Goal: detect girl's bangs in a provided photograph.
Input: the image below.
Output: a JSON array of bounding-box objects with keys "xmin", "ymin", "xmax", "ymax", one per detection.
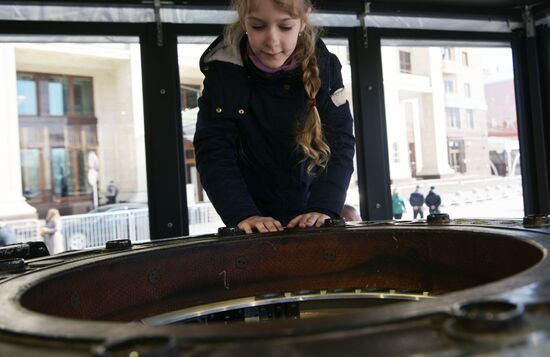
[{"xmin": 248, "ymin": 0, "xmax": 303, "ymax": 18}]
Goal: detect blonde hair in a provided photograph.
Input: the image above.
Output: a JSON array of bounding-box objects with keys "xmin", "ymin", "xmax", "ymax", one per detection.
[
  {"xmin": 46, "ymin": 208, "xmax": 60, "ymax": 222},
  {"xmin": 224, "ymin": 0, "xmax": 330, "ymax": 174}
]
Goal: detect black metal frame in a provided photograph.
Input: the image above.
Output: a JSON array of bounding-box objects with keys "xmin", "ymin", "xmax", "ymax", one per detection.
[
  {"xmin": 0, "ymin": 0, "xmax": 546, "ymax": 17},
  {"xmin": 1, "ymin": 2, "xmax": 549, "ymax": 236}
]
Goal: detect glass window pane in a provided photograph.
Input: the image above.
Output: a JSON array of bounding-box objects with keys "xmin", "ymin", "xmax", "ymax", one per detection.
[
  {"xmin": 382, "ymin": 44, "xmax": 523, "ymax": 219},
  {"xmin": 20, "ymin": 149, "xmax": 41, "ymax": 200},
  {"xmin": 47, "ymin": 76, "xmax": 69, "ymax": 116},
  {"xmin": 325, "ymin": 39, "xmax": 360, "ymax": 220},
  {"xmin": 73, "ymin": 78, "xmax": 93, "ymax": 116},
  {"xmin": 51, "ymin": 148, "xmax": 67, "ymax": 197},
  {"xmin": 16, "ymin": 73, "xmax": 37, "ymax": 115},
  {"xmin": 1, "ymin": 39, "xmax": 149, "ymax": 253},
  {"xmin": 178, "ymin": 38, "xmax": 222, "ymax": 235}
]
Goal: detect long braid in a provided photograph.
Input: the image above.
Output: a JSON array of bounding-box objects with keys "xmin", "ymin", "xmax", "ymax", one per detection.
[{"xmin": 295, "ymin": 26, "xmax": 330, "ymax": 174}]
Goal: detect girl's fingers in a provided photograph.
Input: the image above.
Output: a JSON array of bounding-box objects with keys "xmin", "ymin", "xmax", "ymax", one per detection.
[
  {"xmin": 315, "ymin": 216, "xmax": 325, "ymax": 227},
  {"xmin": 254, "ymin": 222, "xmax": 268, "ymax": 233},
  {"xmin": 264, "ymin": 221, "xmax": 278, "ymax": 232},
  {"xmin": 287, "ymin": 216, "xmax": 300, "ymax": 228},
  {"xmin": 274, "ymin": 220, "xmax": 284, "ymax": 231},
  {"xmin": 238, "ymin": 222, "xmax": 252, "ymax": 234}
]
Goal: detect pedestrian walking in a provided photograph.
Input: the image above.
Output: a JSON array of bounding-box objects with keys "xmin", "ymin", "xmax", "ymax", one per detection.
[
  {"xmin": 409, "ymin": 186, "xmax": 425, "ymax": 219},
  {"xmin": 425, "ymin": 186, "xmax": 442, "ymax": 214},
  {"xmin": 41, "ymin": 208, "xmax": 64, "ymax": 254},
  {"xmin": 392, "ymin": 189, "xmax": 406, "ymax": 219},
  {"xmin": 106, "ymin": 181, "xmax": 119, "ymax": 204}
]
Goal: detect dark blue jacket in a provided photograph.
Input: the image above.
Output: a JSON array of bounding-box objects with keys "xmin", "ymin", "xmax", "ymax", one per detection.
[
  {"xmin": 409, "ymin": 191, "xmax": 425, "ymax": 207},
  {"xmin": 425, "ymin": 191, "xmax": 441, "ymax": 207},
  {"xmin": 194, "ymin": 35, "xmax": 355, "ymax": 226}
]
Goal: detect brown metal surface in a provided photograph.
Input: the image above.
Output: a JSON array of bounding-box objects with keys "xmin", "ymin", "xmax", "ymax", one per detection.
[{"xmin": 1, "ymin": 220, "xmax": 550, "ymax": 355}]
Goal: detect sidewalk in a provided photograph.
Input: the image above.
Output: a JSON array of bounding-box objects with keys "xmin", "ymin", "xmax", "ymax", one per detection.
[
  {"xmin": 395, "ymin": 174, "xmax": 524, "ymax": 220},
  {"xmin": 346, "ymin": 174, "xmax": 525, "ymax": 220}
]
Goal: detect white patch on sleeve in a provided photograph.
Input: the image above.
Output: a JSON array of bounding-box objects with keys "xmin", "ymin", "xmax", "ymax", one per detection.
[{"xmin": 331, "ymin": 88, "xmax": 347, "ymax": 107}]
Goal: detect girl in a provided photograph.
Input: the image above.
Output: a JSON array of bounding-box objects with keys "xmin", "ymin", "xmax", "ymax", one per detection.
[
  {"xmin": 194, "ymin": 0, "xmax": 355, "ymax": 234},
  {"xmin": 42, "ymin": 208, "xmax": 64, "ymax": 254}
]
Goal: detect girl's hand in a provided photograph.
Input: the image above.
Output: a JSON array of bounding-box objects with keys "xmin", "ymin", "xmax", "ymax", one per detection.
[
  {"xmin": 238, "ymin": 216, "xmax": 284, "ymax": 234},
  {"xmin": 287, "ymin": 212, "xmax": 330, "ymax": 228}
]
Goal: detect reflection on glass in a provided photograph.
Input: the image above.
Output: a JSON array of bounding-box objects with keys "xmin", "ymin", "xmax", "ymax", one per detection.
[
  {"xmin": 16, "ymin": 74, "xmax": 37, "ymax": 115},
  {"xmin": 51, "ymin": 148, "xmax": 67, "ymax": 197},
  {"xmin": 20, "ymin": 149, "xmax": 41, "ymax": 200},
  {"xmin": 47, "ymin": 76, "xmax": 69, "ymax": 116},
  {"xmin": 73, "ymin": 78, "xmax": 93, "ymax": 116},
  {"xmin": 382, "ymin": 45, "xmax": 523, "ymax": 219}
]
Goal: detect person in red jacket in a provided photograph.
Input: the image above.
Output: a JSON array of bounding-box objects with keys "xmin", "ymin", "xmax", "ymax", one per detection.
[{"xmin": 194, "ymin": 0, "xmax": 355, "ymax": 234}]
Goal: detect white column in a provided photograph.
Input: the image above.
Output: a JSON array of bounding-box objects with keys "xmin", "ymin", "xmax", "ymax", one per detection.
[
  {"xmin": 129, "ymin": 43, "xmax": 148, "ymax": 203},
  {"xmin": 416, "ymin": 48, "xmax": 454, "ymax": 178},
  {"xmin": 382, "ymin": 48, "xmax": 413, "ymax": 180},
  {"xmin": 0, "ymin": 44, "xmax": 37, "ymax": 219}
]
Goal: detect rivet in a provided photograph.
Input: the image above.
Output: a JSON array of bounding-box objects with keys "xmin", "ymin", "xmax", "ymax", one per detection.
[
  {"xmin": 160, "ymin": 89, "xmax": 166, "ymax": 94},
  {"xmin": 218, "ymin": 226, "xmax": 244, "ymax": 236},
  {"xmin": 215, "ymin": 107, "xmax": 222, "ymax": 113},
  {"xmin": 238, "ymin": 109, "xmax": 245, "ymax": 115},
  {"xmin": 427, "ymin": 213, "xmax": 451, "ymax": 224},
  {"xmin": 167, "ymin": 222, "xmax": 173, "ymax": 228},
  {"xmin": 523, "ymin": 214, "xmax": 550, "ymax": 227},
  {"xmin": 105, "ymin": 239, "xmax": 132, "ymax": 251},
  {"xmin": 321, "ymin": 218, "xmax": 346, "ymax": 228}
]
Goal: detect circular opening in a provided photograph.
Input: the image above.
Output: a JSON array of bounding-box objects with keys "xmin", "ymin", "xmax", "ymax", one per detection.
[{"xmin": 18, "ymin": 228, "xmax": 544, "ymax": 325}]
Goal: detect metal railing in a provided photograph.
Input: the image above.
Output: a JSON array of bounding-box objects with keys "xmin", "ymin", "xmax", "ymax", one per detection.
[
  {"xmin": 6, "ymin": 203, "xmax": 220, "ymax": 252},
  {"xmin": 6, "ymin": 219, "xmax": 42, "ymax": 244},
  {"xmin": 61, "ymin": 209, "xmax": 151, "ymax": 250}
]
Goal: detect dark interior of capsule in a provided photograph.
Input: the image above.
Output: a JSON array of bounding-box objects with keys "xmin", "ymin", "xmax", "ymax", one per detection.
[{"xmin": 20, "ymin": 229, "xmax": 544, "ymax": 322}]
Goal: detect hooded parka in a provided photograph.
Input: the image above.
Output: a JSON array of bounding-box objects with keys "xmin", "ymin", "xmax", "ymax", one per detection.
[{"xmin": 193, "ymin": 35, "xmax": 355, "ymax": 226}]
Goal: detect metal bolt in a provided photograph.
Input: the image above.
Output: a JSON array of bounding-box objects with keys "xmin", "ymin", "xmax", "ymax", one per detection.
[
  {"xmin": 235, "ymin": 256, "xmax": 249, "ymax": 270},
  {"xmin": 523, "ymin": 214, "xmax": 550, "ymax": 227},
  {"xmin": 148, "ymin": 270, "xmax": 161, "ymax": 285},
  {"xmin": 167, "ymin": 222, "xmax": 173, "ymax": 228},
  {"xmin": 160, "ymin": 89, "xmax": 166, "ymax": 94},
  {"xmin": 218, "ymin": 226, "xmax": 244, "ymax": 236},
  {"xmin": 321, "ymin": 218, "xmax": 346, "ymax": 228},
  {"xmin": 0, "ymin": 258, "xmax": 26, "ymax": 273},
  {"xmin": 427, "ymin": 213, "xmax": 451, "ymax": 224},
  {"xmin": 375, "ymin": 203, "xmax": 381, "ymax": 209},
  {"xmin": 451, "ymin": 300, "xmax": 524, "ymax": 333},
  {"xmin": 368, "ymin": 85, "xmax": 373, "ymax": 91},
  {"xmin": 105, "ymin": 239, "xmax": 132, "ymax": 251},
  {"xmin": 324, "ymin": 249, "xmax": 337, "ymax": 261}
]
